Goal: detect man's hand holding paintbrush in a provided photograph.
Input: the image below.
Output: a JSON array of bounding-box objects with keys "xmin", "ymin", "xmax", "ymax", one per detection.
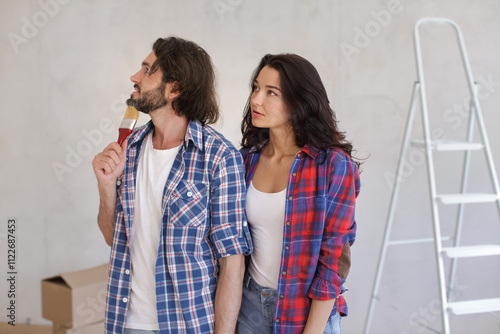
[
  {"xmin": 92, "ymin": 105, "xmax": 139, "ymax": 245},
  {"xmin": 93, "ymin": 105, "xmax": 139, "ymax": 182}
]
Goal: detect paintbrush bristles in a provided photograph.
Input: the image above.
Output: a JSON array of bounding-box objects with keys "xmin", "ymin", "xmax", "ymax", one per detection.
[{"xmin": 124, "ymin": 106, "xmax": 139, "ymax": 120}]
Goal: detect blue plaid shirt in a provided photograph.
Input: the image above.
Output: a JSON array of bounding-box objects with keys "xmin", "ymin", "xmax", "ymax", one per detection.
[{"xmin": 105, "ymin": 120, "xmax": 252, "ymax": 334}]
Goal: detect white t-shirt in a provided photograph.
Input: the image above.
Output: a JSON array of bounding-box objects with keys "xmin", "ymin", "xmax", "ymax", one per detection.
[
  {"xmin": 246, "ymin": 181, "xmax": 286, "ymax": 289},
  {"xmin": 125, "ymin": 133, "xmax": 181, "ymax": 330}
]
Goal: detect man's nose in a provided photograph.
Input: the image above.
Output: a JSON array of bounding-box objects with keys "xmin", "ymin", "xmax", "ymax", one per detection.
[{"xmin": 130, "ymin": 70, "xmax": 141, "ymax": 84}]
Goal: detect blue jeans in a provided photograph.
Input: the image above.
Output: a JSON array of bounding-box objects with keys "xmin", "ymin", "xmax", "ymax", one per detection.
[
  {"xmin": 237, "ymin": 274, "xmax": 341, "ymax": 334},
  {"xmin": 124, "ymin": 329, "xmax": 159, "ymax": 334}
]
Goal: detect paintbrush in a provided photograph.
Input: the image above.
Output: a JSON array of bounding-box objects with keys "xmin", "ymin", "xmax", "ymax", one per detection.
[{"xmin": 117, "ymin": 106, "xmax": 139, "ymax": 145}]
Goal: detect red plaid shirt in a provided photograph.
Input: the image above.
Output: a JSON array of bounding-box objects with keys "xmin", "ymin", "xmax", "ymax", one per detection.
[{"xmin": 243, "ymin": 144, "xmax": 360, "ymax": 333}]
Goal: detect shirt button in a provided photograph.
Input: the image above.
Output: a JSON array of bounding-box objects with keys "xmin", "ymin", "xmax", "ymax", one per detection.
[
  {"xmin": 279, "ymin": 294, "xmax": 284, "ymax": 299},
  {"xmin": 262, "ymin": 292, "xmax": 269, "ymax": 297},
  {"xmin": 125, "ymin": 269, "xmax": 130, "ymax": 275},
  {"xmin": 296, "ymin": 153, "xmax": 301, "ymax": 158},
  {"xmin": 275, "ymin": 319, "xmax": 280, "ymax": 323},
  {"xmin": 286, "ymin": 221, "xmax": 291, "ymax": 226},
  {"xmin": 288, "ymin": 196, "xmax": 293, "ymax": 201},
  {"xmin": 122, "ymin": 297, "xmax": 128, "ymax": 303},
  {"xmin": 187, "ymin": 191, "xmax": 193, "ymax": 197},
  {"xmin": 281, "ymin": 271, "xmax": 286, "ymax": 276},
  {"xmin": 292, "ymin": 172, "xmax": 296, "ymax": 177},
  {"xmin": 284, "ymin": 245, "xmax": 289, "ymax": 250},
  {"xmin": 243, "ymin": 220, "xmax": 247, "ymax": 227},
  {"xmin": 116, "ymin": 180, "xmax": 122, "ymax": 186}
]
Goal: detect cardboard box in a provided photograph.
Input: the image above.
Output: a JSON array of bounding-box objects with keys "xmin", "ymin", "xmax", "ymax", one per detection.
[
  {"xmin": 41, "ymin": 264, "xmax": 108, "ymax": 328},
  {"xmin": 0, "ymin": 322, "xmax": 52, "ymax": 334},
  {"xmin": 52, "ymin": 321, "xmax": 104, "ymax": 334}
]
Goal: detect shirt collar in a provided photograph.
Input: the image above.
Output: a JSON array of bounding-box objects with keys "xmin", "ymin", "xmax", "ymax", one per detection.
[
  {"xmin": 128, "ymin": 121, "xmax": 154, "ymax": 147},
  {"xmin": 250, "ymin": 141, "xmax": 320, "ymax": 160},
  {"xmin": 184, "ymin": 119, "xmax": 204, "ymax": 151},
  {"xmin": 128, "ymin": 119, "xmax": 204, "ymax": 151},
  {"xmin": 301, "ymin": 144, "xmax": 320, "ymax": 159}
]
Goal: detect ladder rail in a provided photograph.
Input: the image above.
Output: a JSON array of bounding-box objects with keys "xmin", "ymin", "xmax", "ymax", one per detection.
[
  {"xmin": 414, "ymin": 17, "xmax": 451, "ymax": 334},
  {"xmin": 472, "ymin": 94, "xmax": 500, "ymax": 215},
  {"xmin": 364, "ymin": 17, "xmax": 500, "ymax": 334},
  {"xmin": 362, "ymin": 82, "xmax": 421, "ymax": 334},
  {"xmin": 447, "ymin": 90, "xmax": 476, "ymax": 300},
  {"xmin": 451, "ymin": 18, "xmax": 500, "ymax": 216}
]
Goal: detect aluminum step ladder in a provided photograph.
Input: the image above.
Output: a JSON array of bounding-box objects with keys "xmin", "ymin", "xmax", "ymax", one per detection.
[{"xmin": 363, "ymin": 17, "xmax": 500, "ymax": 334}]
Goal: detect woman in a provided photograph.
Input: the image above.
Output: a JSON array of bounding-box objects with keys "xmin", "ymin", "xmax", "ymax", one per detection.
[{"xmin": 237, "ymin": 54, "xmax": 360, "ymax": 334}]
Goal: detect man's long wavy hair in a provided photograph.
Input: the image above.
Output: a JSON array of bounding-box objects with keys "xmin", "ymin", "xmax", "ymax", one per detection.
[
  {"xmin": 241, "ymin": 53, "xmax": 356, "ymax": 162},
  {"xmin": 151, "ymin": 36, "xmax": 218, "ymax": 125}
]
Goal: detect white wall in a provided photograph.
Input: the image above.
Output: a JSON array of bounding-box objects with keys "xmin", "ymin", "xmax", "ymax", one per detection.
[{"xmin": 1, "ymin": 0, "xmax": 499, "ymax": 333}]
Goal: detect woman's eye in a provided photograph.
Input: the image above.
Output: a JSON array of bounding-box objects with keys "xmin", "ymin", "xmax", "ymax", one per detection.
[{"xmin": 268, "ymin": 90, "xmax": 276, "ymax": 96}]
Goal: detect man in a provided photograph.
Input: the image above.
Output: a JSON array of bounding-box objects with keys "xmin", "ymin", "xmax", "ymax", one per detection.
[{"xmin": 92, "ymin": 36, "xmax": 252, "ymax": 334}]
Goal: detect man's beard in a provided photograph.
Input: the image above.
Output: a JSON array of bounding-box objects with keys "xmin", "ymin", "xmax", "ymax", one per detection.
[{"xmin": 126, "ymin": 82, "xmax": 168, "ymax": 114}]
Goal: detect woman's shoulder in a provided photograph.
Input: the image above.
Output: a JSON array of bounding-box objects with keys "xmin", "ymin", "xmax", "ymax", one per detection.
[
  {"xmin": 320, "ymin": 147, "xmax": 358, "ymax": 171},
  {"xmin": 321, "ymin": 146, "xmax": 352, "ymax": 161}
]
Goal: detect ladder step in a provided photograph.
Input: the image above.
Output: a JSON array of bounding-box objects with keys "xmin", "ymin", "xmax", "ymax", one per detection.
[
  {"xmin": 436, "ymin": 193, "xmax": 498, "ymax": 204},
  {"xmin": 442, "ymin": 245, "xmax": 500, "ymax": 258},
  {"xmin": 448, "ymin": 298, "xmax": 500, "ymax": 315},
  {"xmin": 389, "ymin": 236, "xmax": 452, "ymax": 246},
  {"xmin": 411, "ymin": 139, "xmax": 484, "ymax": 151}
]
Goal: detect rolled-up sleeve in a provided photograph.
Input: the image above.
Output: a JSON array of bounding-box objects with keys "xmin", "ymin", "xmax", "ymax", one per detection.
[
  {"xmin": 209, "ymin": 150, "xmax": 253, "ymax": 259},
  {"xmin": 308, "ymin": 154, "xmax": 360, "ymax": 300}
]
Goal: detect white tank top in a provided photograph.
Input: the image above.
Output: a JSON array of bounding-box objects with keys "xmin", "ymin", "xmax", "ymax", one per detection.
[
  {"xmin": 246, "ymin": 181, "xmax": 286, "ymax": 289},
  {"xmin": 125, "ymin": 132, "xmax": 181, "ymax": 330}
]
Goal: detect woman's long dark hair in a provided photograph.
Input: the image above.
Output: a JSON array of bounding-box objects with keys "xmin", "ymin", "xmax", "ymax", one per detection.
[{"xmin": 241, "ymin": 53, "xmax": 355, "ymax": 161}]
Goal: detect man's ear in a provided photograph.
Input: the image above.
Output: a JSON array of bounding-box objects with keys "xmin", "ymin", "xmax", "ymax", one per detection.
[{"xmin": 166, "ymin": 81, "xmax": 180, "ymax": 100}]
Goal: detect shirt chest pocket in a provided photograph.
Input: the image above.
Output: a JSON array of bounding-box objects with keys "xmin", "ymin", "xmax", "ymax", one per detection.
[{"xmin": 169, "ymin": 181, "xmax": 209, "ymax": 227}]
